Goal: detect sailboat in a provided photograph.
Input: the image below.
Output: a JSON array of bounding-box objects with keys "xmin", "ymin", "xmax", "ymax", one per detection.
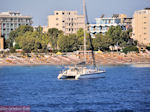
[{"xmin": 57, "ymin": 0, "xmax": 106, "ymax": 80}]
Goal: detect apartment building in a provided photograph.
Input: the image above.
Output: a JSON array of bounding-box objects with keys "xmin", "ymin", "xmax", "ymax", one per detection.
[
  {"xmin": 0, "ymin": 20, "xmax": 1, "ymax": 36},
  {"xmin": 0, "ymin": 12, "xmax": 32, "ymax": 39},
  {"xmin": 132, "ymin": 8, "xmax": 150, "ymax": 46},
  {"xmin": 89, "ymin": 14, "xmax": 132, "ymax": 37},
  {"xmin": 0, "ymin": 31, "xmax": 4, "ymax": 50},
  {"xmin": 0, "ymin": 37, "xmax": 4, "ymax": 50},
  {"xmin": 44, "ymin": 11, "xmax": 85, "ymax": 34}
]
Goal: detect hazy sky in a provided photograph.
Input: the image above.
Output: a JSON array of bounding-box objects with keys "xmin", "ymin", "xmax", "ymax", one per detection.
[{"xmin": 0, "ymin": 0, "xmax": 150, "ymax": 26}]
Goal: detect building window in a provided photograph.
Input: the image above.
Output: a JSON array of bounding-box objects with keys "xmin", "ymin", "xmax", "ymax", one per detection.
[
  {"xmin": 144, "ymin": 33, "xmax": 146, "ymax": 35},
  {"xmin": 144, "ymin": 27, "xmax": 147, "ymax": 29},
  {"xmin": 62, "ymin": 12, "xmax": 65, "ymax": 15},
  {"xmin": 3, "ymin": 18, "xmax": 6, "ymax": 21},
  {"xmin": 56, "ymin": 12, "xmax": 59, "ymax": 15},
  {"xmin": 56, "ymin": 18, "xmax": 59, "ymax": 20},
  {"xmin": 62, "ymin": 20, "xmax": 65, "ymax": 23},
  {"xmin": 144, "ymin": 16, "xmax": 147, "ymax": 18},
  {"xmin": 144, "ymin": 22, "xmax": 146, "ymax": 24},
  {"xmin": 56, "ymin": 23, "xmax": 59, "ymax": 26},
  {"xmin": 68, "ymin": 12, "xmax": 70, "ymax": 15}
]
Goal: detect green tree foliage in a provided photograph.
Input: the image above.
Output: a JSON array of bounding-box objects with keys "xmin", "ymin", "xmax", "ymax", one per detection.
[
  {"xmin": 106, "ymin": 26, "xmax": 123, "ymax": 46},
  {"xmin": 76, "ymin": 28, "xmax": 84, "ymax": 45},
  {"xmin": 10, "ymin": 47, "xmax": 16, "ymax": 53},
  {"xmin": 7, "ymin": 25, "xmax": 33, "ymax": 48},
  {"xmin": 76, "ymin": 28, "xmax": 92, "ymax": 50},
  {"xmin": 57, "ymin": 34, "xmax": 79, "ymax": 52},
  {"xmin": 7, "ymin": 25, "xmax": 138, "ymax": 53},
  {"xmin": 7, "ymin": 25, "xmax": 50, "ymax": 53},
  {"xmin": 106, "ymin": 26, "xmax": 137, "ymax": 49},
  {"xmin": 146, "ymin": 46, "xmax": 150, "ymax": 51},
  {"xmin": 93, "ymin": 34, "xmax": 112, "ymax": 51},
  {"xmin": 57, "ymin": 28, "xmax": 92, "ymax": 52},
  {"xmin": 15, "ymin": 30, "xmax": 50, "ymax": 53},
  {"xmin": 47, "ymin": 28, "xmax": 63, "ymax": 50},
  {"xmin": 15, "ymin": 32, "xmax": 36, "ymax": 53},
  {"xmin": 106, "ymin": 26, "xmax": 134, "ymax": 47},
  {"xmin": 123, "ymin": 46, "xmax": 139, "ymax": 54}
]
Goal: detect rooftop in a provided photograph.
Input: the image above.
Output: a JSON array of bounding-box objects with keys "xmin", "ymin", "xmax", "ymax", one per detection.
[
  {"xmin": 144, "ymin": 8, "xmax": 150, "ymax": 10},
  {"xmin": 0, "ymin": 12, "xmax": 32, "ymax": 18}
]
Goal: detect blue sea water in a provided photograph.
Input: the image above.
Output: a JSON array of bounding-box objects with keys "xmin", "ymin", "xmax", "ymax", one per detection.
[{"xmin": 0, "ymin": 65, "xmax": 150, "ymax": 112}]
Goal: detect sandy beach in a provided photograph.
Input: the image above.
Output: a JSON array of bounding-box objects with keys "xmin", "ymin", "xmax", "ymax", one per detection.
[{"xmin": 0, "ymin": 52, "xmax": 150, "ymax": 66}]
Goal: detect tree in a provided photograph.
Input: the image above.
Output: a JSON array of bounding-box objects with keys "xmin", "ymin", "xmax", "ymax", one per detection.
[
  {"xmin": 57, "ymin": 34, "xmax": 79, "ymax": 52},
  {"xmin": 106, "ymin": 26, "xmax": 122, "ymax": 46},
  {"xmin": 57, "ymin": 35, "xmax": 69, "ymax": 52},
  {"xmin": 15, "ymin": 31, "xmax": 50, "ymax": 53},
  {"xmin": 7, "ymin": 25, "xmax": 33, "ymax": 48},
  {"xmin": 35, "ymin": 26, "xmax": 43, "ymax": 34},
  {"xmin": 39, "ymin": 33, "xmax": 50, "ymax": 53},
  {"xmin": 146, "ymin": 46, "xmax": 150, "ymax": 51},
  {"xmin": 93, "ymin": 34, "xmax": 112, "ymax": 51},
  {"xmin": 47, "ymin": 28, "xmax": 63, "ymax": 50},
  {"xmin": 106, "ymin": 26, "xmax": 136, "ymax": 49},
  {"xmin": 77, "ymin": 28, "xmax": 84, "ymax": 45},
  {"xmin": 76, "ymin": 28, "xmax": 93, "ymax": 50},
  {"xmin": 15, "ymin": 32, "xmax": 36, "ymax": 53},
  {"xmin": 123, "ymin": 46, "xmax": 139, "ymax": 54}
]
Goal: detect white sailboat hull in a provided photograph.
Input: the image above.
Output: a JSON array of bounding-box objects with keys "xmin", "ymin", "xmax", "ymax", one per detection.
[
  {"xmin": 58, "ymin": 69, "xmax": 105, "ymax": 80},
  {"xmin": 78, "ymin": 71, "xmax": 106, "ymax": 79}
]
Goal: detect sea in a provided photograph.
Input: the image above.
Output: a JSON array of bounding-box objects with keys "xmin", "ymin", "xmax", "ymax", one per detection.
[{"xmin": 0, "ymin": 65, "xmax": 150, "ymax": 112}]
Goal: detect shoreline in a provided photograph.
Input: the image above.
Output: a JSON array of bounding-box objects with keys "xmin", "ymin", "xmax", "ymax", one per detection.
[
  {"xmin": 0, "ymin": 52, "xmax": 150, "ymax": 67},
  {"xmin": 1, "ymin": 62, "xmax": 150, "ymax": 67}
]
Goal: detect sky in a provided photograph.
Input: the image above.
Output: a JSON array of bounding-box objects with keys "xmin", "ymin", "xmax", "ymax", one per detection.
[{"xmin": 0, "ymin": 0, "xmax": 150, "ymax": 26}]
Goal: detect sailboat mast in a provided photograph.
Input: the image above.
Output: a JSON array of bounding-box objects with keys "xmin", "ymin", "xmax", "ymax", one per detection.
[
  {"xmin": 82, "ymin": 0, "xmax": 96, "ymax": 67},
  {"xmin": 83, "ymin": 0, "xmax": 86, "ymax": 63}
]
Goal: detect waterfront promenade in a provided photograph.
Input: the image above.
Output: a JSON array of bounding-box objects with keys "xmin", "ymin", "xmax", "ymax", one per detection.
[{"xmin": 0, "ymin": 52, "xmax": 150, "ymax": 66}]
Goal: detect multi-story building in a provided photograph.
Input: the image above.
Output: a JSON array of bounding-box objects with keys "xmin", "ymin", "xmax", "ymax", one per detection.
[
  {"xmin": 89, "ymin": 14, "xmax": 132, "ymax": 37},
  {"xmin": 89, "ymin": 17, "xmax": 121, "ymax": 36},
  {"xmin": 121, "ymin": 17, "xmax": 132, "ymax": 30},
  {"xmin": 118, "ymin": 14, "xmax": 132, "ymax": 30},
  {"xmin": 0, "ymin": 12, "xmax": 32, "ymax": 39},
  {"xmin": 44, "ymin": 11, "xmax": 85, "ymax": 34},
  {"xmin": 0, "ymin": 37, "xmax": 4, "ymax": 50},
  {"xmin": 0, "ymin": 27, "xmax": 1, "ymax": 36},
  {"xmin": 0, "ymin": 24, "xmax": 4, "ymax": 49},
  {"xmin": 132, "ymin": 8, "xmax": 150, "ymax": 46}
]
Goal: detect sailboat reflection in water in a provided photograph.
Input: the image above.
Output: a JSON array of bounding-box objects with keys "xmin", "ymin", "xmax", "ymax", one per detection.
[{"xmin": 57, "ymin": 0, "xmax": 106, "ymax": 80}]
